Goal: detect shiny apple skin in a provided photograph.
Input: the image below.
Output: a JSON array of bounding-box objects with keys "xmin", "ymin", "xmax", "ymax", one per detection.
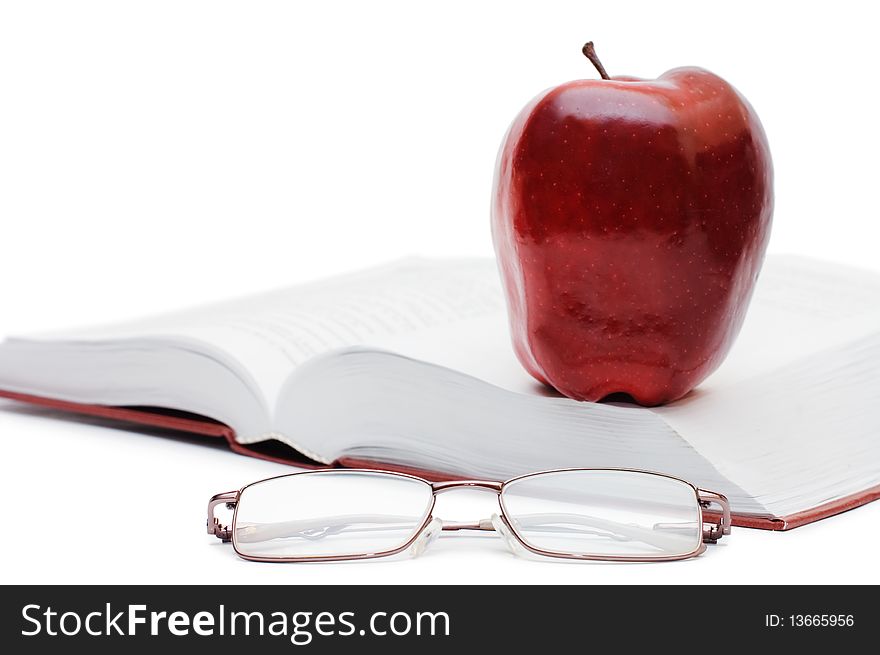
[{"xmin": 491, "ymin": 68, "xmax": 773, "ymax": 405}]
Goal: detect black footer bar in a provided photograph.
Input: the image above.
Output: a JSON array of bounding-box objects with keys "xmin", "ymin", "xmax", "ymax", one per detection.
[{"xmin": 2, "ymin": 584, "xmax": 871, "ymax": 652}]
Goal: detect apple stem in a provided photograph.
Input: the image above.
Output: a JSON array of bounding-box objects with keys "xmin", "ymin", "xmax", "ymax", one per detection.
[{"xmin": 582, "ymin": 41, "xmax": 610, "ymax": 80}]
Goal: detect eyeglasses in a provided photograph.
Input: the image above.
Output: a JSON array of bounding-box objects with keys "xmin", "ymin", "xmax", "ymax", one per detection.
[{"xmin": 207, "ymin": 468, "xmax": 731, "ymax": 563}]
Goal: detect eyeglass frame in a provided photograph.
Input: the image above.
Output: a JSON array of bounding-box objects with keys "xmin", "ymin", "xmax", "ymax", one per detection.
[{"xmin": 207, "ymin": 467, "xmax": 731, "ymax": 563}]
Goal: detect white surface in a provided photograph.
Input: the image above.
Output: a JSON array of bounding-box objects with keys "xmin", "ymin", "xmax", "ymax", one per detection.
[{"xmin": 1, "ymin": 1, "xmax": 879, "ymax": 583}]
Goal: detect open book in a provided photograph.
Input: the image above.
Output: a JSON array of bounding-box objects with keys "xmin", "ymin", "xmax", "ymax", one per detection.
[{"xmin": 1, "ymin": 255, "xmax": 878, "ymax": 530}]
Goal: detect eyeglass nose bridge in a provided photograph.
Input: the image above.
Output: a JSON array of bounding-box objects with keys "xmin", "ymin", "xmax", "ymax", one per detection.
[
  {"xmin": 407, "ymin": 481, "xmax": 507, "ymax": 558},
  {"xmin": 410, "ymin": 479, "xmax": 522, "ymax": 559},
  {"xmin": 425, "ymin": 480, "xmax": 504, "ymax": 536},
  {"xmin": 430, "ymin": 479, "xmax": 503, "ymax": 494}
]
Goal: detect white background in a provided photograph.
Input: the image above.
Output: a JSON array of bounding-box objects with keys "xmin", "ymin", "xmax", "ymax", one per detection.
[{"xmin": 1, "ymin": 0, "xmax": 878, "ymax": 584}]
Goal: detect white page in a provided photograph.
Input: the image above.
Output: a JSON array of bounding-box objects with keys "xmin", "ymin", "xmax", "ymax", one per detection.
[
  {"xmin": 373, "ymin": 314, "xmax": 540, "ymax": 394},
  {"xmin": 657, "ymin": 333, "xmax": 880, "ymax": 516},
  {"xmin": 656, "ymin": 256, "xmax": 880, "ymax": 514},
  {"xmin": 277, "ymin": 347, "xmax": 763, "ymax": 513},
  {"xmin": 24, "ymin": 258, "xmax": 508, "ymax": 408}
]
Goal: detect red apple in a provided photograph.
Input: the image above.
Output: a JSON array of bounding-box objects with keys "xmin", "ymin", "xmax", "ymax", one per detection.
[{"xmin": 491, "ymin": 43, "xmax": 773, "ymax": 405}]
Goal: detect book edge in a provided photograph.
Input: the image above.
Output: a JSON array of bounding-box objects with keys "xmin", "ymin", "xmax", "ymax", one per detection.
[
  {"xmin": 0, "ymin": 388, "xmax": 324, "ymax": 469},
  {"xmin": 775, "ymin": 485, "xmax": 880, "ymax": 530},
  {"xmin": 0, "ymin": 389, "xmax": 235, "ymax": 439}
]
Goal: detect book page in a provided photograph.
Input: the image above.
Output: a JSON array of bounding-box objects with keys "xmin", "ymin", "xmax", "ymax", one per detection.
[
  {"xmin": 656, "ymin": 256, "xmax": 880, "ymax": 515},
  {"xmin": 657, "ymin": 333, "xmax": 880, "ymax": 517},
  {"xmin": 276, "ymin": 346, "xmax": 764, "ymax": 515},
  {"xmin": 26, "ymin": 258, "xmax": 507, "ymax": 407}
]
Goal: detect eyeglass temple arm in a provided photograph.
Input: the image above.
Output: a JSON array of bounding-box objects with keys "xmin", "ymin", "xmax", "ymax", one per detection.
[
  {"xmin": 698, "ymin": 489, "xmax": 731, "ymax": 543},
  {"xmin": 207, "ymin": 491, "xmax": 238, "ymax": 542}
]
